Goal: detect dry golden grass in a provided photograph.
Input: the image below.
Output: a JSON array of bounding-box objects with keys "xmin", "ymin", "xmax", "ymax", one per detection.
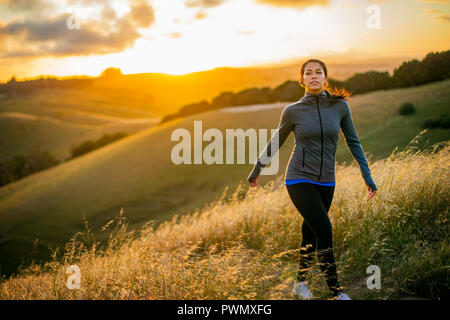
[{"xmin": 0, "ymin": 131, "xmax": 448, "ymax": 300}]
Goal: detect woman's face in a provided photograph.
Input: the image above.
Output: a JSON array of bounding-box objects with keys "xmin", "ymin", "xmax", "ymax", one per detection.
[{"xmin": 301, "ymin": 62, "xmax": 327, "ymax": 93}]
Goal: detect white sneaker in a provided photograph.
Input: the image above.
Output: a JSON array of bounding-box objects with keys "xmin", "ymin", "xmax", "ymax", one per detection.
[
  {"xmin": 292, "ymin": 281, "xmax": 314, "ymax": 299},
  {"xmin": 336, "ymin": 292, "xmax": 351, "ymax": 300}
]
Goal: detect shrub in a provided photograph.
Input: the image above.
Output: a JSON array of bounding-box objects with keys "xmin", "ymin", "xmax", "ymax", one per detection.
[
  {"xmin": 0, "ymin": 150, "xmax": 60, "ymax": 187},
  {"xmin": 398, "ymin": 102, "xmax": 416, "ymax": 116},
  {"xmin": 421, "ymin": 114, "xmax": 450, "ymax": 129},
  {"xmin": 439, "ymin": 114, "xmax": 450, "ymax": 129},
  {"xmin": 421, "ymin": 117, "xmax": 441, "ymax": 129},
  {"xmin": 69, "ymin": 132, "xmax": 129, "ymax": 159}
]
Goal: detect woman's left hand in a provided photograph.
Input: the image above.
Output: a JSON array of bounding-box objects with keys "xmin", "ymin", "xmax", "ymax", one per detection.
[{"xmin": 366, "ymin": 183, "xmax": 377, "ymax": 200}]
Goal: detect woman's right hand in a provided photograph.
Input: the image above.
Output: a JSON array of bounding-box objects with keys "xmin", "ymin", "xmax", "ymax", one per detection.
[
  {"xmin": 366, "ymin": 182, "xmax": 377, "ymax": 200},
  {"xmin": 248, "ymin": 177, "xmax": 258, "ymax": 187},
  {"xmin": 364, "ymin": 175, "xmax": 378, "ymax": 201},
  {"xmin": 247, "ymin": 164, "xmax": 261, "ymax": 187}
]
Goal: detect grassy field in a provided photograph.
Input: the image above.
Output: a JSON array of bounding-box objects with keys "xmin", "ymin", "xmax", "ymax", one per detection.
[
  {"xmin": 0, "ymin": 139, "xmax": 447, "ymax": 299},
  {"xmin": 0, "ymin": 79, "xmax": 448, "ymax": 279}
]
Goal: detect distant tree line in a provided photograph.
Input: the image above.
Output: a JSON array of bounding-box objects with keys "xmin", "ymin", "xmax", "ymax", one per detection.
[
  {"xmin": 159, "ymin": 81, "xmax": 308, "ymax": 123},
  {"xmin": 0, "ymin": 76, "xmax": 95, "ymax": 97},
  {"xmin": 160, "ymin": 50, "xmax": 450, "ymax": 124},
  {"xmin": 0, "ymin": 132, "xmax": 129, "ymax": 187},
  {"xmin": 0, "ymin": 67, "xmax": 125, "ymax": 97}
]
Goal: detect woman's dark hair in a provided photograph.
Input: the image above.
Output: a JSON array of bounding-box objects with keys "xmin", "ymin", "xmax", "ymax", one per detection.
[{"xmin": 299, "ymin": 58, "xmax": 351, "ymax": 101}]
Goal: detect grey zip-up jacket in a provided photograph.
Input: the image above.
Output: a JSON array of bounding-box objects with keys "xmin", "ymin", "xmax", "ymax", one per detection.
[{"xmin": 247, "ymin": 89, "xmax": 377, "ymax": 190}]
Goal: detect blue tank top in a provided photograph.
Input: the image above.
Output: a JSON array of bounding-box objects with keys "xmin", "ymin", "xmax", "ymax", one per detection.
[{"xmin": 285, "ymin": 179, "xmax": 336, "ymax": 187}]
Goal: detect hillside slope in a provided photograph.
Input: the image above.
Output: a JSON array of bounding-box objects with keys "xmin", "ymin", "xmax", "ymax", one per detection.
[{"xmin": 0, "ymin": 89, "xmax": 159, "ymax": 162}]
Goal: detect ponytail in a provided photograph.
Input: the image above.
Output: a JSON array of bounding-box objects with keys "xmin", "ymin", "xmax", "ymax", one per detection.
[{"xmin": 324, "ymin": 83, "xmax": 352, "ymax": 101}]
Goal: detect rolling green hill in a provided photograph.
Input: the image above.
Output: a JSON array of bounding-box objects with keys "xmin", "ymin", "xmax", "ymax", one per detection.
[
  {"xmin": 0, "ymin": 88, "xmax": 159, "ymax": 162},
  {"xmin": 0, "ymin": 79, "xmax": 448, "ymax": 277}
]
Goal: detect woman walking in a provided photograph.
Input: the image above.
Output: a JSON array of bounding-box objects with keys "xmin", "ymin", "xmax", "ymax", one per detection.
[{"xmin": 247, "ymin": 59, "xmax": 378, "ymax": 300}]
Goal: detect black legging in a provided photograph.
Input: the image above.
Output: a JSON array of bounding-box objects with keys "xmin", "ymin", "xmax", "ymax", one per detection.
[{"xmin": 286, "ymin": 182, "xmax": 342, "ymax": 296}]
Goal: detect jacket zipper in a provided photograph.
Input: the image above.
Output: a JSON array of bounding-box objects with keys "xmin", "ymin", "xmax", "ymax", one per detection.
[
  {"xmin": 315, "ymin": 96, "xmax": 323, "ymax": 181},
  {"xmin": 302, "ymin": 147, "xmax": 305, "ymax": 167}
]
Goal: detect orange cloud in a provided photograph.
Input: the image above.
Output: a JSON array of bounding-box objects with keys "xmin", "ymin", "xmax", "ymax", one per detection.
[
  {"xmin": 129, "ymin": 1, "xmax": 155, "ymax": 28},
  {"xmin": 423, "ymin": 6, "xmax": 450, "ymax": 23},
  {"xmin": 185, "ymin": 0, "xmax": 226, "ymax": 8},
  {"xmin": 254, "ymin": 0, "xmax": 330, "ymax": 8},
  {"xmin": 195, "ymin": 11, "xmax": 207, "ymax": 20},
  {"xmin": 436, "ymin": 14, "xmax": 450, "ymax": 22},
  {"xmin": 168, "ymin": 32, "xmax": 183, "ymax": 38}
]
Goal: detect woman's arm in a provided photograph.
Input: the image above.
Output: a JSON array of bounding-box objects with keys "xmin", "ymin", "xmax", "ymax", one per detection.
[
  {"xmin": 247, "ymin": 106, "xmax": 293, "ymax": 183},
  {"xmin": 340, "ymin": 102, "xmax": 378, "ymax": 191}
]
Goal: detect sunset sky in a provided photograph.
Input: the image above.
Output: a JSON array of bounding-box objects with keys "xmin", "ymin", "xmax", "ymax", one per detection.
[{"xmin": 0, "ymin": 0, "xmax": 449, "ymax": 81}]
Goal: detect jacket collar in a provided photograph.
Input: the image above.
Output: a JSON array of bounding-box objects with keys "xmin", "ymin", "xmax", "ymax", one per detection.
[{"xmin": 299, "ymin": 89, "xmax": 329, "ymax": 105}]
